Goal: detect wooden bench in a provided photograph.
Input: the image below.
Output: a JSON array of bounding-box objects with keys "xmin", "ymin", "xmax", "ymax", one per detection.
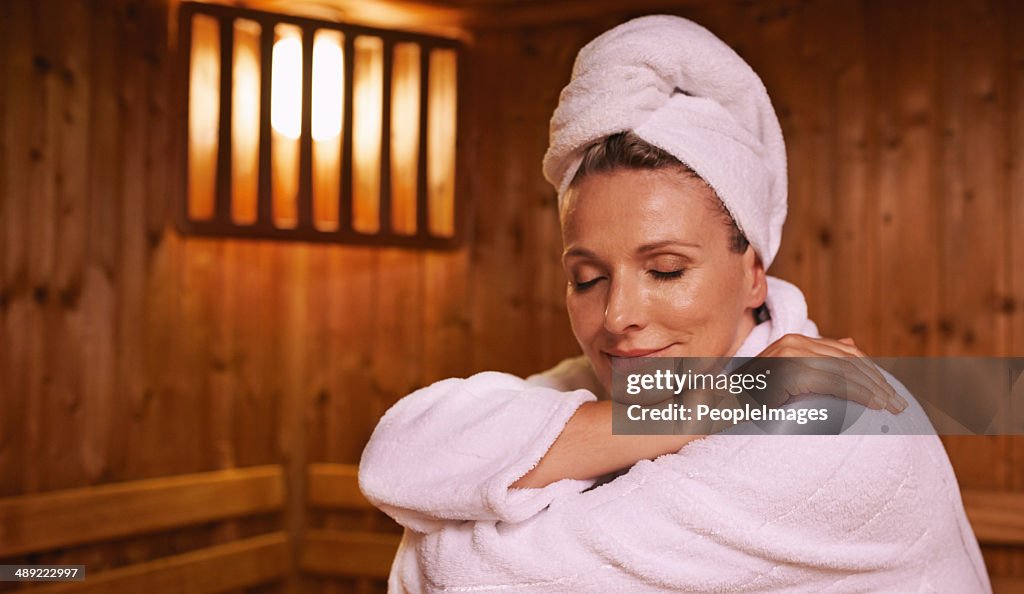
[
  {"xmin": 304, "ymin": 463, "xmax": 401, "ymax": 580},
  {"xmin": 2, "ymin": 463, "xmax": 1021, "ymax": 592},
  {"xmin": 0, "ymin": 465, "xmax": 289, "ymax": 593}
]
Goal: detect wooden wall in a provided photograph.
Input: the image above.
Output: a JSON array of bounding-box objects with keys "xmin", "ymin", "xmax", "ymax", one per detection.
[{"xmin": 0, "ymin": 0, "xmax": 1021, "ymax": 591}]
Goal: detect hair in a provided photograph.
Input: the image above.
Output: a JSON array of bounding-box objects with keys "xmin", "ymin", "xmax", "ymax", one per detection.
[
  {"xmin": 568, "ymin": 132, "xmax": 769, "ymax": 323},
  {"xmin": 568, "ymin": 131, "xmax": 750, "ymax": 254}
]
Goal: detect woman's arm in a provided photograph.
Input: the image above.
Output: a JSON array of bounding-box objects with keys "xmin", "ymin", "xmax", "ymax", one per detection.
[
  {"xmin": 358, "ymin": 372, "xmax": 601, "ymax": 531},
  {"xmin": 511, "ymin": 401, "xmax": 697, "ymax": 488},
  {"xmin": 512, "ymin": 335, "xmax": 908, "ymax": 488}
]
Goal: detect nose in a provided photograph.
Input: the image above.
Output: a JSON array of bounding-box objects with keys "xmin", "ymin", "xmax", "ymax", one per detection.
[{"xmin": 604, "ymin": 276, "xmax": 648, "ymax": 335}]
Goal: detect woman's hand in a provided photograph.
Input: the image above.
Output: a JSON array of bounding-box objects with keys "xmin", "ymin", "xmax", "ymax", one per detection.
[{"xmin": 741, "ymin": 334, "xmax": 908, "ymax": 414}]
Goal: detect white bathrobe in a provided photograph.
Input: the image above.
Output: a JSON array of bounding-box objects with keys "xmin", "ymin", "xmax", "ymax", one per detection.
[{"xmin": 359, "ymin": 278, "xmax": 990, "ymax": 593}]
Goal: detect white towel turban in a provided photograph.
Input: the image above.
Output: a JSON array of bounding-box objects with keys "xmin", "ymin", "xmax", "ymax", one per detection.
[{"xmin": 542, "ymin": 15, "xmax": 788, "ymax": 269}]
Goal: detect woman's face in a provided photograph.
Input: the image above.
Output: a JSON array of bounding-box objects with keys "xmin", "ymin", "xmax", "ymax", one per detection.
[{"xmin": 560, "ymin": 167, "xmax": 766, "ymax": 391}]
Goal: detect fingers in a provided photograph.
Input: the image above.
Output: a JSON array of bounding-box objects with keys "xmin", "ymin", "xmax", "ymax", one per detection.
[
  {"xmin": 738, "ymin": 357, "xmax": 880, "ymax": 411},
  {"xmin": 814, "ymin": 339, "xmax": 908, "ymax": 413},
  {"xmin": 775, "ymin": 358, "xmax": 885, "ymax": 411},
  {"xmin": 759, "ymin": 334, "xmax": 906, "ymax": 413}
]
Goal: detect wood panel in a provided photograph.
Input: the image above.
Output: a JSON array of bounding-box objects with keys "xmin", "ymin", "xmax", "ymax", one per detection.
[
  {"xmin": 963, "ymin": 490, "xmax": 1024, "ymax": 546},
  {"xmin": 308, "ymin": 463, "xmax": 373, "ymax": 510},
  {"xmin": 301, "ymin": 530, "xmax": 399, "ymax": 579},
  {"xmin": 993, "ymin": 576, "xmax": 1024, "ymax": 594},
  {"xmin": 0, "ymin": 465, "xmax": 284, "ymax": 558}
]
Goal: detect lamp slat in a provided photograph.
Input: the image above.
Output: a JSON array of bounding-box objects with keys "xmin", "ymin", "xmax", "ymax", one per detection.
[
  {"xmin": 256, "ymin": 21, "xmax": 274, "ymax": 228},
  {"xmin": 215, "ymin": 17, "xmax": 234, "ymax": 224},
  {"xmin": 379, "ymin": 38, "xmax": 394, "ymax": 236},
  {"xmin": 178, "ymin": 8, "xmax": 194, "ymax": 230},
  {"xmin": 415, "ymin": 45, "xmax": 430, "ymax": 238},
  {"xmin": 340, "ymin": 32, "xmax": 355, "ymax": 235},
  {"xmin": 297, "ymin": 27, "xmax": 315, "ymax": 230}
]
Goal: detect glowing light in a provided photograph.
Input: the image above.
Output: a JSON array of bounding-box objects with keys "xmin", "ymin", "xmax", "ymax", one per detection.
[
  {"xmin": 187, "ymin": 14, "xmax": 220, "ymax": 221},
  {"xmin": 271, "ymin": 36, "xmax": 302, "ymax": 139},
  {"xmin": 352, "ymin": 36, "xmax": 383, "ymax": 234},
  {"xmin": 231, "ymin": 19, "xmax": 261, "ymax": 224},
  {"xmin": 312, "ymin": 36, "xmax": 344, "ymax": 141}
]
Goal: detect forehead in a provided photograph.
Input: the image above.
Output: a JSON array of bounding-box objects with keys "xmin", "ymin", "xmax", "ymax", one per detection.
[{"xmin": 560, "ymin": 168, "xmax": 722, "ymax": 243}]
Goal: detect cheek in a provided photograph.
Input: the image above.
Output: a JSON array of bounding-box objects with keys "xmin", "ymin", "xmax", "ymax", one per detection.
[
  {"xmin": 569, "ymin": 288, "xmax": 606, "ymax": 348},
  {"xmin": 649, "ymin": 273, "xmax": 741, "ymax": 334},
  {"xmin": 648, "ymin": 290, "xmax": 704, "ymax": 332}
]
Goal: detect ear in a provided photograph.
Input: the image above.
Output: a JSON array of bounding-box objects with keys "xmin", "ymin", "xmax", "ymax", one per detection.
[{"xmin": 742, "ymin": 246, "xmax": 767, "ymax": 309}]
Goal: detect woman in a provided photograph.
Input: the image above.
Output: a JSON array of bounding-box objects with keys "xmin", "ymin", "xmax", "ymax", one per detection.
[{"xmin": 360, "ymin": 15, "xmax": 989, "ymax": 593}]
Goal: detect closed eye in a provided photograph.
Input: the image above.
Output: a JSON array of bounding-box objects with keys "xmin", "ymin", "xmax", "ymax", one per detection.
[
  {"xmin": 573, "ymin": 277, "xmax": 604, "ymax": 291},
  {"xmin": 650, "ymin": 269, "xmax": 685, "ymax": 281}
]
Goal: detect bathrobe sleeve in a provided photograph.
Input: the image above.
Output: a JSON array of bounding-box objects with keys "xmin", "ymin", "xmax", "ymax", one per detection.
[{"xmin": 358, "ymin": 370, "xmax": 599, "ymax": 533}]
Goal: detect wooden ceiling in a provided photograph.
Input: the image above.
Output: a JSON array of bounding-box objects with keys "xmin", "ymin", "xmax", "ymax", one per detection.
[{"xmin": 245, "ymin": 0, "xmax": 711, "ymax": 40}]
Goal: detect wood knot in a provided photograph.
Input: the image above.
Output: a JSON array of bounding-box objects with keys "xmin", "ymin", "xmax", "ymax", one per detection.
[
  {"xmin": 59, "ymin": 284, "xmax": 82, "ymax": 308},
  {"xmin": 32, "ymin": 285, "xmax": 49, "ymax": 304},
  {"xmin": 32, "ymin": 55, "xmax": 53, "ymax": 73},
  {"xmin": 993, "ymin": 295, "xmax": 1017, "ymax": 315},
  {"xmin": 909, "ymin": 322, "xmax": 928, "ymax": 337}
]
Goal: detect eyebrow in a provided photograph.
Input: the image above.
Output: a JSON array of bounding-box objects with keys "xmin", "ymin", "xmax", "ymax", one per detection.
[
  {"xmin": 636, "ymin": 239, "xmax": 703, "ymax": 253},
  {"xmin": 563, "ymin": 239, "xmax": 702, "ymax": 260}
]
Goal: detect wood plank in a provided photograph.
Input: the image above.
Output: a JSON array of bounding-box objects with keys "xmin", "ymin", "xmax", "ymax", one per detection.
[
  {"xmin": 868, "ymin": 0, "xmax": 942, "ymax": 356},
  {"xmin": 933, "ymin": 13, "xmax": 1016, "ymax": 584},
  {"xmin": 308, "ymin": 463, "xmax": 374, "ymax": 510},
  {"xmin": 32, "ymin": 531, "xmax": 290, "ymax": 594},
  {"xmin": 1007, "ymin": 0, "xmax": 1024, "ymax": 580},
  {"xmin": 0, "ymin": 465, "xmax": 284, "ymax": 557},
  {"xmin": 46, "ymin": 0, "xmax": 92, "ymax": 493},
  {"xmin": 301, "ymin": 529, "xmax": 400, "ymax": 579},
  {"xmin": 828, "ymin": 0, "xmax": 875, "ymax": 352},
  {"xmin": 992, "ymin": 576, "xmax": 1024, "ymax": 594},
  {"xmin": 79, "ymin": 0, "xmax": 121, "ymax": 489},
  {"xmin": 277, "ymin": 241, "xmax": 312, "ymax": 594},
  {"xmin": 963, "ymin": 489, "xmax": 1024, "ymax": 546},
  {"xmin": 114, "ymin": 0, "xmax": 153, "ymax": 484},
  {"xmin": 372, "ymin": 246, "xmax": 424, "ymax": 418},
  {"xmin": 0, "ymin": 0, "xmax": 33, "ymax": 500},
  {"xmin": 321, "ymin": 245, "xmax": 376, "ymax": 464}
]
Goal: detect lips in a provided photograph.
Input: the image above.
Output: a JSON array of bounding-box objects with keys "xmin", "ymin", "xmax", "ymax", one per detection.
[{"xmin": 604, "ymin": 345, "xmax": 673, "ymax": 358}]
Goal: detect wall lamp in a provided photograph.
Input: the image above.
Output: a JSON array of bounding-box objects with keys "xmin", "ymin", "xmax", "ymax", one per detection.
[{"xmin": 178, "ymin": 2, "xmax": 462, "ymax": 247}]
